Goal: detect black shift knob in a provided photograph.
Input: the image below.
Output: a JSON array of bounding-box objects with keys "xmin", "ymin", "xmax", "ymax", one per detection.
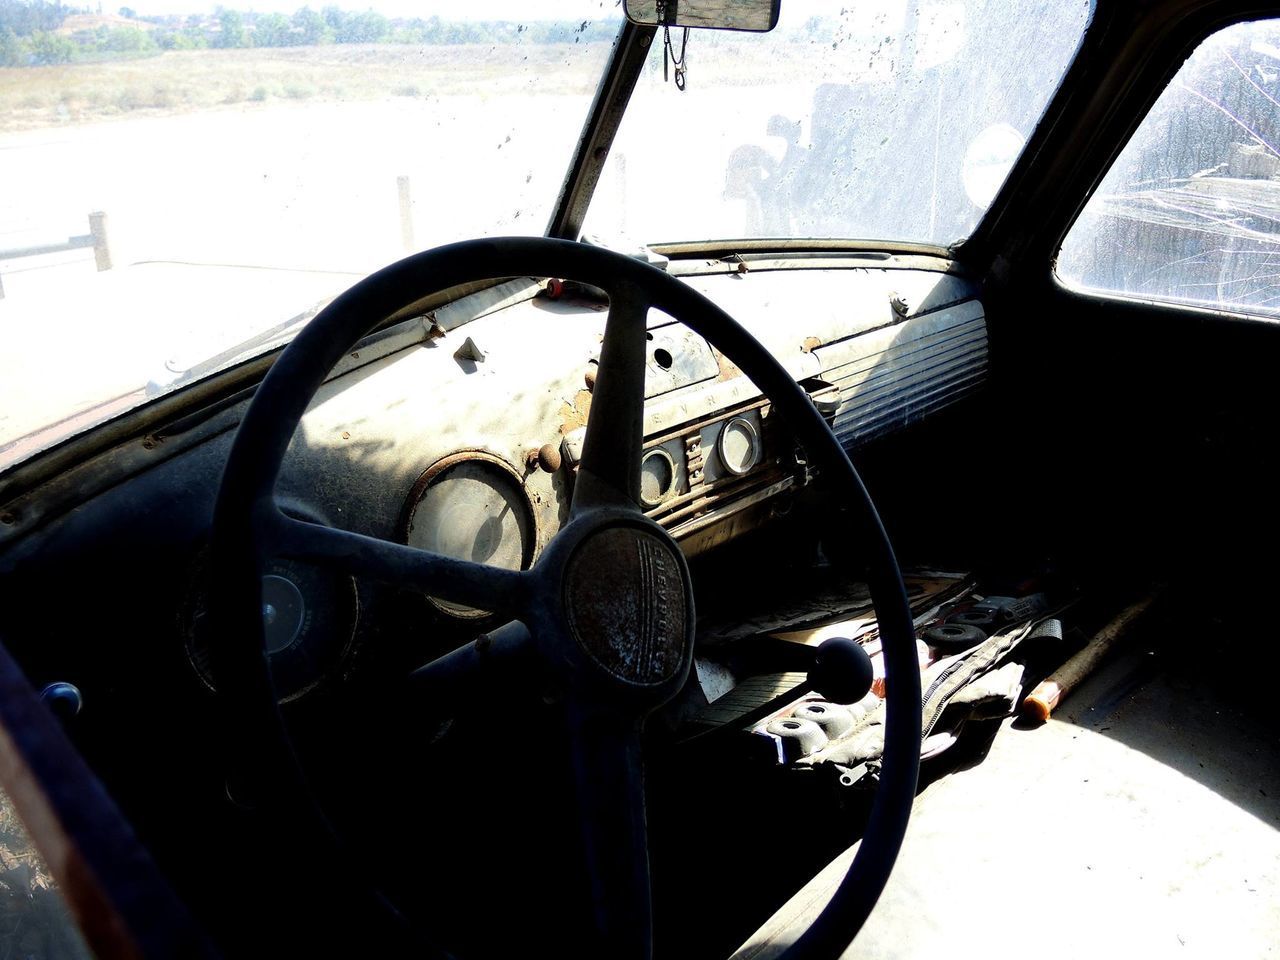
[{"xmin": 808, "ymin": 636, "xmax": 874, "ymax": 705}]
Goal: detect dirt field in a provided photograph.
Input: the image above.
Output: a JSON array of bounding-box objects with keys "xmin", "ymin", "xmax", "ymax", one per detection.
[
  {"xmin": 0, "ymin": 43, "xmax": 622, "ymax": 459},
  {"xmin": 0, "ymin": 43, "xmax": 609, "ymax": 132}
]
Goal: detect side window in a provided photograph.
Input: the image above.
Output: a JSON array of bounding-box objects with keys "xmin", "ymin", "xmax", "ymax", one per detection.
[{"xmin": 1058, "ymin": 20, "xmax": 1280, "ymax": 319}]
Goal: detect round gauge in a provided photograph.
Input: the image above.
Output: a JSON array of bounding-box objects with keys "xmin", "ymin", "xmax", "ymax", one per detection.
[
  {"xmin": 400, "ymin": 453, "xmax": 535, "ymax": 619},
  {"xmin": 640, "ymin": 447, "xmax": 677, "ymax": 508},
  {"xmin": 718, "ymin": 416, "xmax": 761, "ymax": 476},
  {"xmin": 183, "ymin": 552, "xmax": 359, "ymax": 703}
]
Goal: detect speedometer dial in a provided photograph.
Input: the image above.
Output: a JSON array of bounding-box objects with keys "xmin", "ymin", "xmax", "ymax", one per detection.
[{"xmin": 399, "ymin": 452, "xmax": 535, "ymax": 619}]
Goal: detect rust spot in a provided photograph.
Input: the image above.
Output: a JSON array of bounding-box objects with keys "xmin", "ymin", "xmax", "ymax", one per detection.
[
  {"xmin": 714, "ymin": 349, "xmax": 744, "ymax": 382},
  {"xmin": 801, "ymin": 336, "xmax": 822, "ymax": 353},
  {"xmin": 558, "ymin": 389, "xmax": 593, "ymax": 435}
]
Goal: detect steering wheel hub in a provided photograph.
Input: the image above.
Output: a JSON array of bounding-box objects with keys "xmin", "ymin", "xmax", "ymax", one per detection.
[{"xmin": 562, "ymin": 525, "xmax": 691, "ymax": 688}]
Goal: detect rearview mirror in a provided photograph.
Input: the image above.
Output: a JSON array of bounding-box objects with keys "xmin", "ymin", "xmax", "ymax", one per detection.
[{"xmin": 624, "ymin": 0, "xmax": 781, "ymax": 32}]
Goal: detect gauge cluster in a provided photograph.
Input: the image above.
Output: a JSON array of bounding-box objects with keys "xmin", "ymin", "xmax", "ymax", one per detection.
[
  {"xmin": 637, "ymin": 401, "xmax": 789, "ymax": 545},
  {"xmin": 560, "ymin": 378, "xmax": 839, "ymax": 553},
  {"xmin": 549, "ymin": 366, "xmax": 845, "ymax": 555}
]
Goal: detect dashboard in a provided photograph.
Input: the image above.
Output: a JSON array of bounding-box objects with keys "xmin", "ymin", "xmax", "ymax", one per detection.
[{"xmin": 0, "ymin": 254, "xmax": 986, "ymax": 709}]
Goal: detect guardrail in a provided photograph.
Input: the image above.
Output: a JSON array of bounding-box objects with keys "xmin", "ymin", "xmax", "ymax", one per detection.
[{"xmin": 0, "ymin": 211, "xmax": 112, "ymax": 300}]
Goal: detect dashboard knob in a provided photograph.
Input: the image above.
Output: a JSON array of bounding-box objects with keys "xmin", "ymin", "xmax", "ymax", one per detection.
[
  {"xmin": 535, "ymin": 443, "xmax": 562, "ymax": 473},
  {"xmin": 40, "ymin": 681, "xmax": 83, "ymax": 721}
]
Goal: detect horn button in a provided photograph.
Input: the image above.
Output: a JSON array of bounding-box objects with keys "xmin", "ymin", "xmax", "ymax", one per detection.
[{"xmin": 562, "ymin": 525, "xmax": 691, "ymax": 689}]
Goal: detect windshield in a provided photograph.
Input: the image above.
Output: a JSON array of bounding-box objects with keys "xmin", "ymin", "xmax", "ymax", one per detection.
[
  {"xmin": 1, "ymin": 0, "xmax": 1090, "ymax": 470},
  {"xmin": 0, "ymin": 0, "xmax": 620, "ymax": 467},
  {"xmin": 586, "ymin": 0, "xmax": 1091, "ymax": 248}
]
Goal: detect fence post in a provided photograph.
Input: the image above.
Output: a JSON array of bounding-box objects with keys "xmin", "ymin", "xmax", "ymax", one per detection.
[
  {"xmin": 397, "ymin": 176, "xmax": 415, "ymax": 253},
  {"xmin": 88, "ymin": 211, "xmax": 112, "ymax": 272}
]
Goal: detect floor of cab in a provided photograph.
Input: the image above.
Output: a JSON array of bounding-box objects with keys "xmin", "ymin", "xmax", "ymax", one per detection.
[{"xmin": 732, "ymin": 613, "xmax": 1280, "ymax": 959}]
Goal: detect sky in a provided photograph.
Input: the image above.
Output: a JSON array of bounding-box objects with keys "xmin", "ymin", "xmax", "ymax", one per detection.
[{"xmin": 123, "ymin": 0, "xmax": 624, "ymax": 19}]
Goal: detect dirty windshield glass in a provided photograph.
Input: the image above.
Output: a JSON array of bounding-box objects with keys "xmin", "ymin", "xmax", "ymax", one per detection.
[
  {"xmin": 586, "ymin": 0, "xmax": 1091, "ymax": 248},
  {"xmin": 0, "ymin": 1, "xmax": 620, "ymax": 467}
]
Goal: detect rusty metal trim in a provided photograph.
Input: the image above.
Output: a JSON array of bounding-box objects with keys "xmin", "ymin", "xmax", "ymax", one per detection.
[
  {"xmin": 667, "ymin": 477, "xmax": 794, "ymax": 541},
  {"xmin": 652, "ymin": 238, "xmax": 955, "ymax": 260},
  {"xmin": 652, "ymin": 468, "xmax": 791, "ymax": 530}
]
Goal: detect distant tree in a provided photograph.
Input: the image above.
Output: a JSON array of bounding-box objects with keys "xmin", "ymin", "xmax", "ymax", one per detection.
[
  {"xmin": 292, "ymin": 6, "xmax": 329, "ymax": 45},
  {"xmin": 0, "ymin": 0, "xmax": 69, "ymax": 38},
  {"xmin": 0, "ymin": 25, "xmax": 23, "ymax": 64},
  {"xmin": 214, "ymin": 7, "xmax": 245, "ymax": 48},
  {"xmin": 26, "ymin": 28, "xmax": 73, "ymax": 63},
  {"xmin": 157, "ymin": 25, "xmax": 206, "ymax": 49},
  {"xmin": 390, "ymin": 20, "xmax": 428, "ymax": 44},
  {"xmin": 104, "ymin": 25, "xmax": 153, "ymax": 52},
  {"xmin": 334, "ymin": 9, "xmax": 386, "ymax": 44},
  {"xmin": 254, "ymin": 11, "xmax": 290, "ymax": 47},
  {"xmin": 320, "ymin": 4, "xmax": 344, "ymax": 34},
  {"xmin": 118, "ymin": 6, "xmax": 134, "ymax": 17}
]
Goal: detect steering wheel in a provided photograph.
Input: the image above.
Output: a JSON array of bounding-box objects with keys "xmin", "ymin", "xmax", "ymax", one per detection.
[{"xmin": 209, "ymin": 237, "xmax": 920, "ymax": 960}]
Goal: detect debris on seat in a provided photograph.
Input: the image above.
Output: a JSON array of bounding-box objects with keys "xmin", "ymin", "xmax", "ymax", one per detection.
[{"xmin": 681, "ymin": 567, "xmax": 1085, "ymax": 785}]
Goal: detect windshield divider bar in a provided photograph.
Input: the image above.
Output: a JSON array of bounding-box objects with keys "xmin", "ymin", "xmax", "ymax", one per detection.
[{"xmin": 545, "ymin": 20, "xmax": 658, "ymax": 242}]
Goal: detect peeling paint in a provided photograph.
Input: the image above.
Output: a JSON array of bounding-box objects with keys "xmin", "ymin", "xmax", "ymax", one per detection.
[
  {"xmin": 714, "ymin": 348, "xmax": 744, "ymax": 382},
  {"xmin": 558, "ymin": 389, "xmax": 593, "ymax": 435}
]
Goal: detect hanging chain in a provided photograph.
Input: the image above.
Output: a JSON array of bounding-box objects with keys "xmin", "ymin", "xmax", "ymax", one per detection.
[{"xmin": 657, "ymin": 0, "xmax": 690, "ymax": 91}]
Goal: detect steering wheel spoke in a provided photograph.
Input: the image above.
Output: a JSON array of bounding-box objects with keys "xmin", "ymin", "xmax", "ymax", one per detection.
[
  {"xmin": 408, "ymin": 619, "xmax": 536, "ymax": 702},
  {"xmin": 266, "ymin": 508, "xmax": 530, "ymax": 620},
  {"xmin": 571, "ymin": 279, "xmax": 651, "ymax": 516},
  {"xmin": 565, "ymin": 702, "xmax": 653, "ymax": 960}
]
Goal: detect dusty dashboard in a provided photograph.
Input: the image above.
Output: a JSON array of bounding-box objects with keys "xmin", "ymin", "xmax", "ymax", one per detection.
[
  {"xmin": 271, "ymin": 254, "xmax": 986, "ymax": 567},
  {"xmin": 0, "ymin": 253, "xmax": 987, "ymax": 709}
]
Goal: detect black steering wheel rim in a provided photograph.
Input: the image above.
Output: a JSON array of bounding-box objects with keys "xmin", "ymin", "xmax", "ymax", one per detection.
[{"xmin": 209, "ymin": 236, "xmax": 921, "ymax": 959}]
